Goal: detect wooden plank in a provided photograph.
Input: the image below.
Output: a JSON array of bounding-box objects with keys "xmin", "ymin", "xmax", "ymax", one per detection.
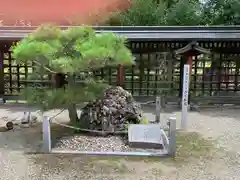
[{"xmin": 0, "ymin": 51, "xmax": 4, "ymax": 98}]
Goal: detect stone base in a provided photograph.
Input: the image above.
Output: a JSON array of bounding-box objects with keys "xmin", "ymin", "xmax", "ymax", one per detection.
[{"xmin": 128, "ymin": 124, "xmax": 167, "ymax": 150}]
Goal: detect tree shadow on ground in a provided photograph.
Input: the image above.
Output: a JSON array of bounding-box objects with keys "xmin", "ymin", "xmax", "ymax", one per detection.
[
  {"xmin": 0, "ymin": 111, "xmax": 217, "ymax": 179},
  {"xmin": 0, "ymin": 122, "xmax": 74, "ymax": 152}
]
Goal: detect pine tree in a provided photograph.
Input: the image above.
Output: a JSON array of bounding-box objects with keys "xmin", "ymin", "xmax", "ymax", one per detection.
[{"xmin": 12, "ymin": 24, "xmax": 135, "ymax": 123}]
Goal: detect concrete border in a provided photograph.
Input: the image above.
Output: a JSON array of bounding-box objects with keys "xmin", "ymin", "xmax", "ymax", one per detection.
[{"xmin": 42, "ymin": 115, "xmax": 177, "ymax": 157}]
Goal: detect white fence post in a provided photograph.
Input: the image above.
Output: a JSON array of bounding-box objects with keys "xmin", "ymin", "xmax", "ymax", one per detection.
[
  {"xmin": 181, "ymin": 64, "xmax": 190, "ymax": 129},
  {"xmin": 155, "ymin": 96, "xmax": 161, "ymax": 123},
  {"xmin": 42, "ymin": 116, "xmax": 51, "ymax": 153},
  {"xmin": 168, "ymin": 116, "xmax": 176, "ymax": 157}
]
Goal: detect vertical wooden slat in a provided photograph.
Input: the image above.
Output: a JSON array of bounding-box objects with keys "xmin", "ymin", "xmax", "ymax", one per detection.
[
  {"xmin": 226, "ymin": 59, "xmax": 229, "ymax": 91},
  {"xmin": 17, "ymin": 62, "xmax": 20, "ymax": 93},
  {"xmin": 209, "ymin": 54, "xmax": 214, "ymax": 96},
  {"xmin": 154, "ymin": 53, "xmax": 159, "ymax": 95},
  {"xmin": 167, "ymin": 52, "xmax": 173, "ymax": 96},
  {"xmin": 139, "ymin": 53, "xmax": 143, "ymax": 95},
  {"xmin": 174, "ymin": 56, "xmax": 181, "ymax": 96},
  {"xmin": 0, "ymin": 50, "xmax": 4, "ymax": 97},
  {"xmin": 217, "ymin": 54, "xmax": 222, "ymax": 94},
  {"xmin": 131, "ymin": 64, "xmax": 134, "ymax": 95},
  {"xmin": 147, "ymin": 54, "xmax": 150, "ymax": 96},
  {"xmin": 202, "ymin": 56, "xmax": 205, "ymax": 96},
  {"xmin": 194, "ymin": 56, "xmax": 198, "ymax": 96},
  {"xmin": 9, "ymin": 52, "xmax": 12, "ymax": 94},
  {"xmin": 24, "ymin": 58, "xmax": 28, "ymax": 89}
]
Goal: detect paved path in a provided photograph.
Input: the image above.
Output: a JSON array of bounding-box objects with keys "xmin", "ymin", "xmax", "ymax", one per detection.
[{"xmin": 0, "ymin": 105, "xmax": 240, "ymax": 179}]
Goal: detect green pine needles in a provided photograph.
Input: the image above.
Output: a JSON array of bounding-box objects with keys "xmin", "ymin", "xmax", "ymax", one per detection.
[{"xmin": 12, "ymin": 25, "xmax": 135, "ymax": 114}]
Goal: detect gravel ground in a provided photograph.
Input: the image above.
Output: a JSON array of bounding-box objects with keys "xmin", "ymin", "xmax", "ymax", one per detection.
[
  {"xmin": 1, "ymin": 105, "xmax": 240, "ymax": 179},
  {"xmin": 55, "ymin": 135, "xmax": 130, "ymax": 152},
  {"xmin": 54, "ymin": 135, "xmax": 167, "ymax": 153}
]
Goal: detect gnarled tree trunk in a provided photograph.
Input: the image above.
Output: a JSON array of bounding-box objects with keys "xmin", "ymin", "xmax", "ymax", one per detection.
[{"xmin": 67, "ymin": 73, "xmax": 80, "ymax": 123}]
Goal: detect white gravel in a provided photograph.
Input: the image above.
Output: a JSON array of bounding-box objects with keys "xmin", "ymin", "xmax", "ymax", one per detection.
[
  {"xmin": 54, "ymin": 135, "xmax": 166, "ymax": 153},
  {"xmin": 1, "ymin": 105, "xmax": 240, "ymax": 179}
]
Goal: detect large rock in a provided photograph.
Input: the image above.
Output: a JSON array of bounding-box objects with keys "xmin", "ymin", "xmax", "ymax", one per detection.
[{"xmin": 79, "ymin": 86, "xmax": 142, "ymax": 132}]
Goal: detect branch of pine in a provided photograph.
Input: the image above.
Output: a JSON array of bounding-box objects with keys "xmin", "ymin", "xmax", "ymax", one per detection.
[{"xmin": 33, "ymin": 60, "xmax": 57, "ymax": 74}]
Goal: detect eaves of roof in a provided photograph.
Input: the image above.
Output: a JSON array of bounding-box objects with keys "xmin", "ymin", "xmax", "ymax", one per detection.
[{"xmin": 0, "ymin": 26, "xmax": 240, "ymax": 41}]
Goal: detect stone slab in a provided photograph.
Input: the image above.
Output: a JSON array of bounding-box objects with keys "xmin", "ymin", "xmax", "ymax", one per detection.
[{"xmin": 128, "ymin": 124, "xmax": 165, "ymax": 149}]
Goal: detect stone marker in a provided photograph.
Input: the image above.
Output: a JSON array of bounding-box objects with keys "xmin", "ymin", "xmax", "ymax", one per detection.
[{"xmin": 128, "ymin": 124, "xmax": 168, "ymax": 150}]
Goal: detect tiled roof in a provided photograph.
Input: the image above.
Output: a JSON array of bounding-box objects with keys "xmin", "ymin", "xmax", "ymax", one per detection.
[{"xmin": 0, "ymin": 26, "xmax": 240, "ymax": 41}]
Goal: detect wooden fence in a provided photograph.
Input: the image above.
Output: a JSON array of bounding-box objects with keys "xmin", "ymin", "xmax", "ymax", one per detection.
[{"xmin": 1, "ymin": 40, "xmax": 240, "ymax": 105}]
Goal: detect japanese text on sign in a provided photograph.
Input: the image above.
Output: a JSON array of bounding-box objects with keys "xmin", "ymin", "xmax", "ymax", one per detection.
[{"xmin": 182, "ymin": 65, "xmax": 189, "ymax": 106}]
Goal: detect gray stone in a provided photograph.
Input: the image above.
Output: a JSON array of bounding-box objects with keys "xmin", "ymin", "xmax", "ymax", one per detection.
[
  {"xmin": 128, "ymin": 124, "xmax": 167, "ymax": 149},
  {"xmin": 79, "ymin": 86, "xmax": 142, "ymax": 132}
]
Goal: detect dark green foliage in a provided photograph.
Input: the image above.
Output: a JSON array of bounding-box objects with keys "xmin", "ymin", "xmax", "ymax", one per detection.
[
  {"xmin": 12, "ymin": 25, "xmax": 135, "ymax": 114},
  {"xmin": 202, "ymin": 0, "xmax": 240, "ymax": 25},
  {"xmin": 166, "ymin": 0, "xmax": 202, "ymax": 25},
  {"xmin": 106, "ymin": 0, "xmax": 240, "ymax": 26},
  {"xmin": 106, "ymin": 0, "xmax": 167, "ymax": 26},
  {"xmin": 22, "ymin": 79, "xmax": 109, "ymax": 110}
]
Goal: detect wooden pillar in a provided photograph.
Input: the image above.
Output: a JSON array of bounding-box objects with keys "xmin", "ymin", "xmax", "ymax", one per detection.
[
  {"xmin": 167, "ymin": 53, "xmax": 173, "ymax": 94},
  {"xmin": 0, "ymin": 51, "xmax": 4, "ymax": 98},
  {"xmin": 117, "ymin": 64, "xmax": 124, "ymax": 87},
  {"xmin": 210, "ymin": 53, "xmax": 218, "ymax": 96},
  {"xmin": 187, "ymin": 56, "xmax": 193, "ymax": 71}
]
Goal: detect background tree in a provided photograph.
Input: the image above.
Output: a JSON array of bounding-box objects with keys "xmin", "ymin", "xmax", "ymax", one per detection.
[
  {"xmin": 106, "ymin": 0, "xmax": 202, "ymax": 26},
  {"xmin": 106, "ymin": 0, "xmax": 240, "ymax": 26},
  {"xmin": 106, "ymin": 0, "xmax": 167, "ymax": 26},
  {"xmin": 12, "ymin": 24, "xmax": 134, "ymax": 124},
  {"xmin": 201, "ymin": 0, "xmax": 240, "ymax": 25},
  {"xmin": 166, "ymin": 0, "xmax": 202, "ymax": 25}
]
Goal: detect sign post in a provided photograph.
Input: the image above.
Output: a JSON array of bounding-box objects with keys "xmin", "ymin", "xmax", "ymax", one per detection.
[{"xmin": 181, "ymin": 64, "xmax": 190, "ymax": 129}]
